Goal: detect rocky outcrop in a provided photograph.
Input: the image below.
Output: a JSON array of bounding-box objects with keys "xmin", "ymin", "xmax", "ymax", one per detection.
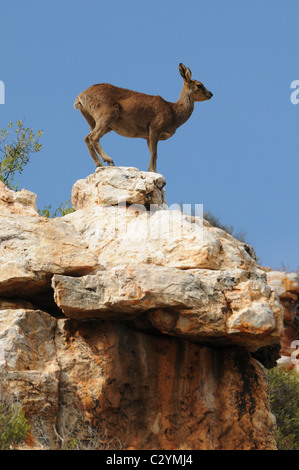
[
  {"xmin": 0, "ymin": 309, "xmax": 277, "ymax": 450},
  {"xmin": 266, "ymin": 270, "xmax": 299, "ymax": 373},
  {"xmin": 0, "ymin": 210, "xmax": 99, "ymax": 318},
  {"xmin": 0, "ymin": 166, "xmax": 284, "ymax": 450},
  {"xmin": 72, "ymin": 166, "xmax": 167, "ymax": 208},
  {"xmin": 0, "ymin": 180, "xmax": 39, "ymax": 216},
  {"xmin": 52, "ymin": 266, "xmax": 282, "ymax": 351},
  {"xmin": 53, "ymin": 167, "xmax": 283, "ymax": 352}
]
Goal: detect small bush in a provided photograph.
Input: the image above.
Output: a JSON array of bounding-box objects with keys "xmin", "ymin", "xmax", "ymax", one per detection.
[
  {"xmin": 39, "ymin": 200, "xmax": 75, "ymax": 218},
  {"xmin": 0, "ymin": 402, "xmax": 31, "ymax": 450},
  {"xmin": 267, "ymin": 366, "xmax": 299, "ymax": 450},
  {"xmin": 0, "ymin": 120, "xmax": 43, "ymax": 190},
  {"xmin": 203, "ymin": 210, "xmax": 248, "ymax": 243}
]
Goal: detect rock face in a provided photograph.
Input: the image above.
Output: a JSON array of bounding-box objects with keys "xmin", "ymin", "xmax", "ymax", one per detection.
[
  {"xmin": 266, "ymin": 270, "xmax": 299, "ymax": 373},
  {"xmin": 55, "ymin": 167, "xmax": 283, "ymax": 351},
  {"xmin": 52, "ymin": 266, "xmax": 282, "ymax": 351},
  {"xmin": 72, "ymin": 166, "xmax": 167, "ymax": 208},
  {"xmin": 0, "ymin": 180, "xmax": 39, "ymax": 216},
  {"xmin": 0, "ymin": 210, "xmax": 99, "ymax": 303},
  {"xmin": 0, "ymin": 311, "xmax": 277, "ymax": 450},
  {"xmin": 0, "ymin": 166, "xmax": 284, "ymax": 450}
]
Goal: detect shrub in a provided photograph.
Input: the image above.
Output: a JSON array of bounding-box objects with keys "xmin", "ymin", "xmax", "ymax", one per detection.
[
  {"xmin": 39, "ymin": 200, "xmax": 75, "ymax": 218},
  {"xmin": 0, "ymin": 401, "xmax": 31, "ymax": 450},
  {"xmin": 0, "ymin": 120, "xmax": 43, "ymax": 190},
  {"xmin": 203, "ymin": 210, "xmax": 248, "ymax": 243},
  {"xmin": 267, "ymin": 366, "xmax": 299, "ymax": 450}
]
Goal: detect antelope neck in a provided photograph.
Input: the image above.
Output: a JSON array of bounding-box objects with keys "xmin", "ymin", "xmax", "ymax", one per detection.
[{"xmin": 172, "ymin": 90, "xmax": 194, "ymax": 128}]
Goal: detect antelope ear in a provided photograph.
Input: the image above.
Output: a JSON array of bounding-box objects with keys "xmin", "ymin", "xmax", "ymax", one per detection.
[
  {"xmin": 179, "ymin": 63, "xmax": 192, "ymax": 82},
  {"xmin": 185, "ymin": 67, "xmax": 192, "ymax": 82},
  {"xmin": 179, "ymin": 63, "xmax": 187, "ymax": 79}
]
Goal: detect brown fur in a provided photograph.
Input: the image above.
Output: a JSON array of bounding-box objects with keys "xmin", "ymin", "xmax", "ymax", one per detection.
[{"xmin": 74, "ymin": 63, "xmax": 213, "ymax": 172}]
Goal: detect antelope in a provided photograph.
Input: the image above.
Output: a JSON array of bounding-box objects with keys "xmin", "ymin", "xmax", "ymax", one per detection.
[{"xmin": 74, "ymin": 63, "xmax": 213, "ymax": 173}]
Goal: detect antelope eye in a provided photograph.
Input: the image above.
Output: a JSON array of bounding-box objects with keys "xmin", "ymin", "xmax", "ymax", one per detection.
[{"xmin": 197, "ymin": 84, "xmax": 203, "ymax": 90}]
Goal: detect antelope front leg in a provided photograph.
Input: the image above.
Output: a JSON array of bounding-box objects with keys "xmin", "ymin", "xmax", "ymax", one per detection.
[
  {"xmin": 84, "ymin": 133, "xmax": 104, "ymax": 167},
  {"xmin": 90, "ymin": 123, "xmax": 115, "ymax": 167}
]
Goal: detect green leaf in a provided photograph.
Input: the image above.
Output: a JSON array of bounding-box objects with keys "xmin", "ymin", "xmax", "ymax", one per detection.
[{"xmin": 0, "ymin": 119, "xmax": 43, "ymax": 190}]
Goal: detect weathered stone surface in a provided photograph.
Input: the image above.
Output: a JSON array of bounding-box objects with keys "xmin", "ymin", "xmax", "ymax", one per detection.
[
  {"xmin": 0, "ymin": 214, "xmax": 100, "ymax": 299},
  {"xmin": 267, "ymin": 270, "xmax": 299, "ymax": 373},
  {"xmin": 0, "ymin": 170, "xmax": 286, "ymax": 450},
  {"xmin": 0, "ymin": 308, "xmax": 59, "ymax": 449},
  {"xmin": 53, "ymin": 320, "xmax": 277, "ymax": 450},
  {"xmin": 0, "ymin": 312, "xmax": 277, "ymax": 450},
  {"xmin": 65, "ymin": 204, "xmax": 260, "ymax": 271},
  {"xmin": 267, "ymin": 271, "xmax": 299, "ymax": 300},
  {"xmin": 0, "ymin": 181, "xmax": 39, "ymax": 216},
  {"xmin": 71, "ymin": 166, "xmax": 166, "ymax": 209},
  {"xmin": 59, "ymin": 168, "xmax": 284, "ymax": 349},
  {"xmin": 52, "ymin": 265, "xmax": 283, "ymax": 350}
]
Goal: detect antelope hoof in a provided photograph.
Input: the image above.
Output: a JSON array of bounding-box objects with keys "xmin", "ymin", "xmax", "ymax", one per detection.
[{"xmin": 107, "ymin": 160, "xmax": 115, "ymax": 167}]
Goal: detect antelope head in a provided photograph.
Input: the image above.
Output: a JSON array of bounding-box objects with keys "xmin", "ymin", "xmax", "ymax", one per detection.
[{"xmin": 179, "ymin": 63, "xmax": 213, "ymax": 102}]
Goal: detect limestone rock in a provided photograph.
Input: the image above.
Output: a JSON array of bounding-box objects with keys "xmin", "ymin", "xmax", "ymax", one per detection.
[
  {"xmin": 52, "ymin": 168, "xmax": 284, "ymax": 351},
  {"xmin": 0, "ymin": 181, "xmax": 39, "ymax": 216},
  {"xmin": 52, "ymin": 264, "xmax": 283, "ymax": 350},
  {"xmin": 267, "ymin": 270, "xmax": 299, "ymax": 373},
  {"xmin": 0, "ymin": 307, "xmax": 59, "ymax": 449},
  {"xmin": 267, "ymin": 270, "xmax": 299, "ymax": 300},
  {"xmin": 0, "ymin": 213, "xmax": 100, "ymax": 299},
  {"xmin": 0, "ymin": 312, "xmax": 277, "ymax": 450},
  {"xmin": 65, "ymin": 203, "xmax": 259, "ymax": 271},
  {"xmin": 71, "ymin": 166, "xmax": 166, "ymax": 209},
  {"xmin": 0, "ymin": 168, "xmax": 285, "ymax": 449},
  {"xmin": 52, "ymin": 319, "xmax": 277, "ymax": 450}
]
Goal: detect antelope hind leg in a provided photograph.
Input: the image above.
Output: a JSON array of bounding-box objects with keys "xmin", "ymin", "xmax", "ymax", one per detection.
[{"xmin": 93, "ymin": 140, "xmax": 115, "ymax": 166}]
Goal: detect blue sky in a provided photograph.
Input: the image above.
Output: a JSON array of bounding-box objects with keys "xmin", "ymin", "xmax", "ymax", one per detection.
[{"xmin": 0, "ymin": 0, "xmax": 298, "ymax": 271}]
